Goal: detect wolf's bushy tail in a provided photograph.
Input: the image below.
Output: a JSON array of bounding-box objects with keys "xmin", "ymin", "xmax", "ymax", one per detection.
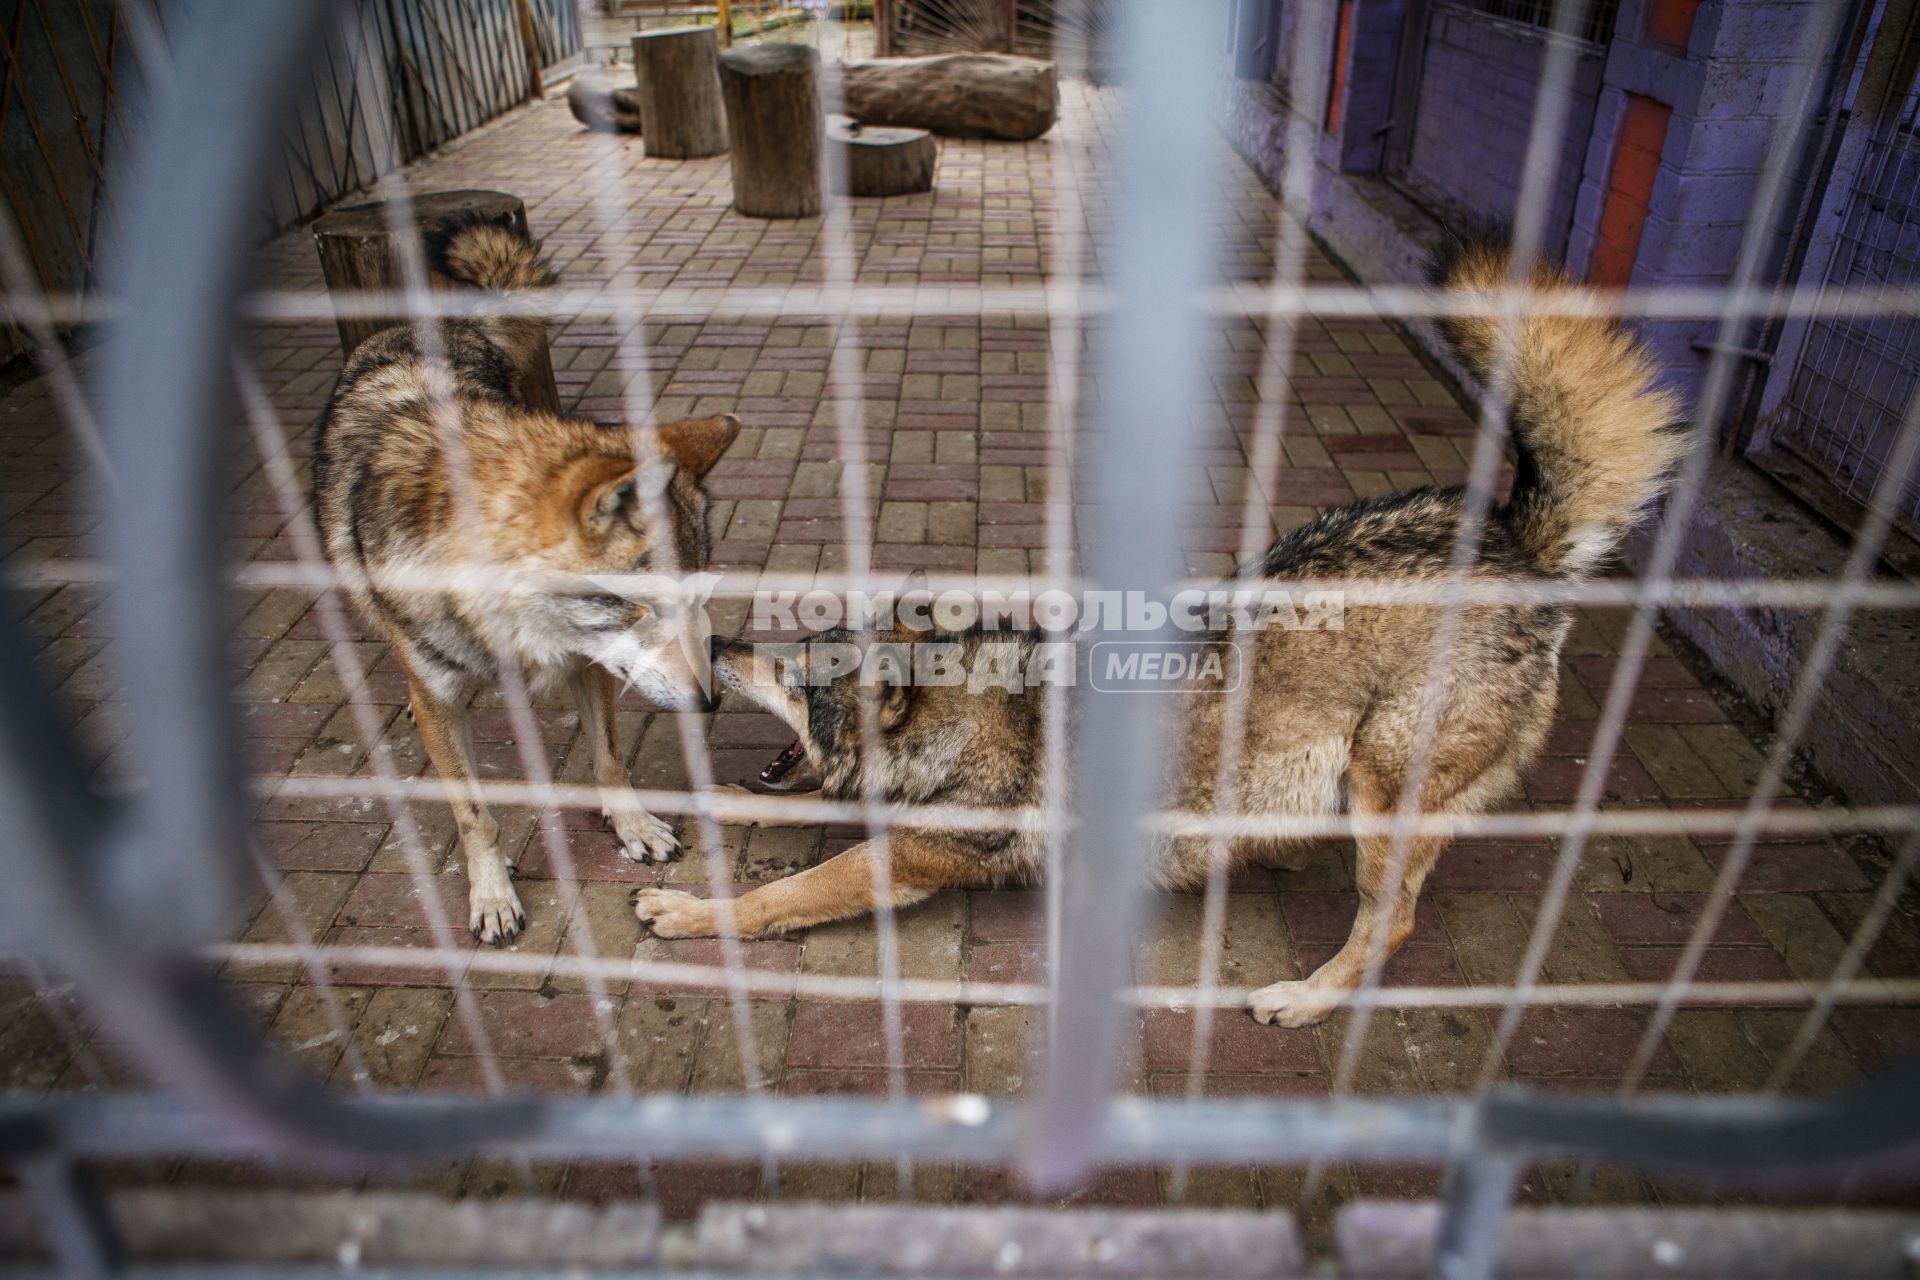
[
  {"xmin": 1434, "ymin": 240, "xmax": 1686, "ymax": 575},
  {"xmin": 421, "ymin": 213, "xmax": 557, "ymax": 388},
  {"xmin": 424, "ymin": 212, "xmax": 557, "ymax": 294}
]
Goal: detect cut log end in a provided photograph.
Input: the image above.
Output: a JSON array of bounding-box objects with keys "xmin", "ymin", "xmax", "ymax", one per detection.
[
  {"xmin": 829, "ymin": 118, "xmax": 936, "ymax": 197},
  {"xmin": 719, "ymin": 43, "xmax": 824, "ymax": 219},
  {"xmin": 632, "ymin": 27, "xmax": 728, "ymax": 159}
]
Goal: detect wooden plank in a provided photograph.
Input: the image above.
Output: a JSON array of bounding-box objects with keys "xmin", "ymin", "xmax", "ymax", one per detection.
[{"xmin": 513, "ymin": 0, "xmax": 546, "ymax": 98}]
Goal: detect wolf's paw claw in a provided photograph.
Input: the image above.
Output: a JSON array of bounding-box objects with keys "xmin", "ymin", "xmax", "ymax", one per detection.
[
  {"xmin": 1249, "ymin": 980, "xmax": 1345, "ymax": 1028},
  {"xmin": 634, "ymin": 887, "xmax": 717, "ymax": 938},
  {"xmin": 469, "ymin": 884, "xmax": 526, "ymax": 947},
  {"xmin": 611, "ymin": 809, "xmax": 680, "ymax": 863}
]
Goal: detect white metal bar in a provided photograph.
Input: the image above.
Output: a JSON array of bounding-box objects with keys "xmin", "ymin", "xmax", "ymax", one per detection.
[
  {"xmin": 243, "ymin": 773, "xmax": 1920, "ymax": 844},
  {"xmin": 1474, "ymin": 0, "xmax": 1861, "ymax": 1096},
  {"xmin": 12, "ymin": 280, "xmax": 1920, "ymax": 328},
  {"xmin": 1171, "ymin": 0, "xmax": 1333, "ymax": 1203},
  {"xmin": 1037, "ymin": 0, "xmax": 1093, "ymax": 1080},
  {"xmin": 1020, "ymin": 0, "xmax": 1227, "ymax": 1194},
  {"xmin": 28, "ymin": 558, "xmax": 1920, "ymax": 610},
  {"xmin": 819, "ymin": 0, "xmax": 916, "ymax": 1196},
  {"xmin": 181, "ymin": 942, "xmax": 1920, "ymax": 1013}
]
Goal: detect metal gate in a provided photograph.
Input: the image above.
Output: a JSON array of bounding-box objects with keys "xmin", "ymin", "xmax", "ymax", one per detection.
[
  {"xmin": 3, "ymin": 1, "xmax": 1920, "ymax": 1277},
  {"xmin": 1766, "ymin": 49, "xmax": 1920, "ymax": 546},
  {"xmin": 1382, "ymin": 0, "xmax": 1614, "ymax": 260}
]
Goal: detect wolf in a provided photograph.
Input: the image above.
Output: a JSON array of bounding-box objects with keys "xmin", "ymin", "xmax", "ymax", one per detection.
[
  {"xmin": 313, "ymin": 215, "xmax": 738, "ymax": 945},
  {"xmin": 635, "ymin": 242, "xmax": 1685, "ymax": 1027}
]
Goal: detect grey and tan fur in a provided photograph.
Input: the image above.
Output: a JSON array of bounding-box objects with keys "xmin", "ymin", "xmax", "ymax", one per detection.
[
  {"xmin": 636, "ymin": 244, "xmax": 1685, "ymax": 1027},
  {"xmin": 313, "ymin": 215, "xmax": 739, "ymax": 944}
]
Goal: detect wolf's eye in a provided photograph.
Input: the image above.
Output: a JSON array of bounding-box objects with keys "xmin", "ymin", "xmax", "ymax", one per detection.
[{"xmin": 573, "ymin": 590, "xmax": 634, "ymax": 630}]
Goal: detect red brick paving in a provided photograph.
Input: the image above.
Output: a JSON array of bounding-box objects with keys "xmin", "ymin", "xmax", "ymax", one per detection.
[{"xmin": 0, "ymin": 67, "xmax": 1912, "ymax": 1220}]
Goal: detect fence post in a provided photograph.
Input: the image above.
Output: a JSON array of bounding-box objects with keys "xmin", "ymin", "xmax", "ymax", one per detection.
[
  {"xmin": 513, "ymin": 0, "xmax": 545, "ymax": 101},
  {"xmin": 718, "ymin": 0, "xmax": 733, "ymax": 47},
  {"xmin": 1429, "ymin": 1154, "xmax": 1524, "ymax": 1280}
]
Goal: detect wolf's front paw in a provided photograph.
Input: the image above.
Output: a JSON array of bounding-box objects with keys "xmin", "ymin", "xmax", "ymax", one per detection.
[
  {"xmin": 1248, "ymin": 979, "xmax": 1346, "ymax": 1028},
  {"xmin": 634, "ymin": 887, "xmax": 719, "ymax": 938},
  {"xmin": 469, "ymin": 878, "xmax": 526, "ymax": 947},
  {"xmin": 610, "ymin": 808, "xmax": 680, "ymax": 863}
]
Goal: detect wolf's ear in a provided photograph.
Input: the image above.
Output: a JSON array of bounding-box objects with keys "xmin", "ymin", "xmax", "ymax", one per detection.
[
  {"xmin": 878, "ymin": 679, "xmax": 915, "ymax": 732},
  {"xmin": 569, "ymin": 455, "xmax": 639, "ymax": 538},
  {"xmin": 654, "ymin": 413, "xmax": 741, "ymax": 480}
]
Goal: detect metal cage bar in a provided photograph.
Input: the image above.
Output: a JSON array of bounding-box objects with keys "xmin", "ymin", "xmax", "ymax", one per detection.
[{"xmin": 0, "ymin": 1, "xmax": 1917, "ymax": 1276}]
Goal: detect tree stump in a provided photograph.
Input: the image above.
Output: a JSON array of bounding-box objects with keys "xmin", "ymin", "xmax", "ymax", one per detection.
[
  {"xmin": 718, "ymin": 44, "xmax": 824, "ymax": 219},
  {"xmin": 840, "ymin": 53, "xmax": 1058, "ymax": 141},
  {"xmin": 567, "ymin": 66, "xmax": 642, "ymax": 134},
  {"xmin": 830, "ymin": 119, "xmax": 935, "ymax": 197},
  {"xmin": 311, "ymin": 189, "xmax": 561, "ymax": 414},
  {"xmin": 631, "ymin": 27, "xmax": 728, "ymax": 159}
]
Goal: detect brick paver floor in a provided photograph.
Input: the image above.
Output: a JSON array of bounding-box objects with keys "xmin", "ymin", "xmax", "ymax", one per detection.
[{"xmin": 3, "ymin": 70, "xmax": 1915, "ymax": 1232}]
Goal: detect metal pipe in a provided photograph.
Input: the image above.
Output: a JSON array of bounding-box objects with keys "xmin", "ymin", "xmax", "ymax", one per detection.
[
  {"xmin": 0, "ymin": 0, "xmax": 535, "ymax": 1165},
  {"xmin": 3, "ymin": 1083, "xmax": 1901, "ymax": 1173},
  {"xmin": 1016, "ymin": 0, "xmax": 1228, "ymax": 1194}
]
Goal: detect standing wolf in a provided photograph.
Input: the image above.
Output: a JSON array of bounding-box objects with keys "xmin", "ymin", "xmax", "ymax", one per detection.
[
  {"xmin": 314, "ymin": 216, "xmax": 738, "ymax": 944},
  {"xmin": 637, "ymin": 244, "xmax": 1685, "ymax": 1027}
]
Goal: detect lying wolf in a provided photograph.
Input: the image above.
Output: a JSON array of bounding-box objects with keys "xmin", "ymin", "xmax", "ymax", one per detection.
[
  {"xmin": 635, "ymin": 242, "xmax": 1685, "ymax": 1027},
  {"xmin": 314, "ymin": 214, "xmax": 735, "ymax": 945}
]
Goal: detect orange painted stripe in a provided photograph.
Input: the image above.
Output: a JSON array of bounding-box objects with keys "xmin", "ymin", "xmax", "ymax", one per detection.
[
  {"xmin": 1325, "ymin": 0, "xmax": 1355, "ymax": 134},
  {"xmin": 1645, "ymin": 0, "xmax": 1701, "ymax": 51},
  {"xmin": 1590, "ymin": 94, "xmax": 1673, "ymax": 288}
]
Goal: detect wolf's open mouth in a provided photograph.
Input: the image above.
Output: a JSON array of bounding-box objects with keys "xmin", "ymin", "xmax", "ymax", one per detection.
[{"xmin": 759, "ymin": 737, "xmax": 808, "ymax": 786}]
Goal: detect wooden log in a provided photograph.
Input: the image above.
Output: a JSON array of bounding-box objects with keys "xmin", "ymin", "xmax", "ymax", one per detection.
[
  {"xmin": 718, "ymin": 44, "xmax": 823, "ymax": 219},
  {"xmin": 566, "ymin": 66, "xmax": 642, "ymax": 133},
  {"xmin": 311, "ymin": 189, "xmax": 560, "ymax": 415},
  {"xmin": 840, "ymin": 53, "xmax": 1058, "ymax": 141},
  {"xmin": 631, "ymin": 27, "xmax": 728, "ymax": 159},
  {"xmin": 829, "ymin": 118, "xmax": 935, "ymax": 197}
]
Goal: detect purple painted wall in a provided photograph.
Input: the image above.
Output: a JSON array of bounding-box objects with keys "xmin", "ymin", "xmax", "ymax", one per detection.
[
  {"xmin": 1563, "ymin": 0, "xmax": 1834, "ymax": 404},
  {"xmin": 1401, "ymin": 5, "xmax": 1606, "ymax": 257},
  {"xmin": 1215, "ymin": 0, "xmax": 1920, "ymax": 813},
  {"xmin": 1220, "ymin": 0, "xmax": 1846, "ymax": 410}
]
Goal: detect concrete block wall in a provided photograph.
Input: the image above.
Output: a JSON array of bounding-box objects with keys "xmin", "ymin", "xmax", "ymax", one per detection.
[
  {"xmin": 1401, "ymin": 5, "xmax": 1606, "ymax": 257},
  {"xmin": 1224, "ymin": 1, "xmax": 1838, "ymax": 410},
  {"xmin": 1565, "ymin": 0, "xmax": 1834, "ymax": 405},
  {"xmin": 1216, "ymin": 0, "xmax": 1912, "ymax": 812}
]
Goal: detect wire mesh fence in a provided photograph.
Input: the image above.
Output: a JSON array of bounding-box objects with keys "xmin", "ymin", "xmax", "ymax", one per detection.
[
  {"xmin": 2, "ymin": 0, "xmax": 1919, "ymax": 1276},
  {"xmin": 0, "ymin": 0, "xmax": 581, "ymax": 362},
  {"xmin": 1766, "ymin": 55, "xmax": 1920, "ymax": 545},
  {"xmin": 271, "ymin": 0, "xmax": 583, "ymax": 228}
]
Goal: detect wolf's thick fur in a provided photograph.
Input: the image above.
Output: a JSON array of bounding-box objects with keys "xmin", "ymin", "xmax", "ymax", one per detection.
[
  {"xmin": 1437, "ymin": 241, "xmax": 1686, "ymax": 574},
  {"xmin": 636, "ymin": 246, "xmax": 1684, "ymax": 1027},
  {"xmin": 314, "ymin": 216, "xmax": 739, "ymax": 944}
]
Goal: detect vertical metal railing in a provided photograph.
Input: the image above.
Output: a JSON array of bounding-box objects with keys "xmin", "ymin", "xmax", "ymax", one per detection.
[{"xmin": 1768, "ymin": 59, "xmax": 1920, "ymax": 540}]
